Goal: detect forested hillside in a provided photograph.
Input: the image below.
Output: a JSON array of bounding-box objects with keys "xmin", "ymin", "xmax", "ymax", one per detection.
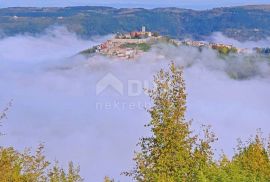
[{"xmin": 0, "ymin": 5, "xmax": 270, "ymax": 41}]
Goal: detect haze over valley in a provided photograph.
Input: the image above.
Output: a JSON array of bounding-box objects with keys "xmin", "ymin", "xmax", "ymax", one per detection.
[
  {"xmin": 0, "ymin": 26, "xmax": 270, "ymax": 181},
  {"xmin": 1, "ymin": 2, "xmax": 270, "ymax": 181}
]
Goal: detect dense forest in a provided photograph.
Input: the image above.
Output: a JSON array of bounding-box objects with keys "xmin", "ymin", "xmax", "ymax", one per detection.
[{"xmin": 0, "ymin": 5, "xmax": 270, "ymax": 41}]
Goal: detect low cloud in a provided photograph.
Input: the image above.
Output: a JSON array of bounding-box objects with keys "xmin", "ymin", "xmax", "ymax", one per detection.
[
  {"xmin": 209, "ymin": 32, "xmax": 270, "ymax": 48},
  {"xmin": 0, "ymin": 28, "xmax": 270, "ymax": 181}
]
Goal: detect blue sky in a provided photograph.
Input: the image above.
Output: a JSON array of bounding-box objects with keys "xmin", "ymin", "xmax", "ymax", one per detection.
[{"xmin": 1, "ymin": 0, "xmax": 270, "ymax": 9}]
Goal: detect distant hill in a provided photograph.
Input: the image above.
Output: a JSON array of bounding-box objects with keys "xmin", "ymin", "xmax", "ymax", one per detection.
[{"xmin": 0, "ymin": 5, "xmax": 270, "ymax": 41}]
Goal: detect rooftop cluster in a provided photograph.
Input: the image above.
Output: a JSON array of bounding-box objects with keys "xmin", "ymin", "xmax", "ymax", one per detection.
[{"xmin": 80, "ymin": 26, "xmax": 270, "ymax": 59}]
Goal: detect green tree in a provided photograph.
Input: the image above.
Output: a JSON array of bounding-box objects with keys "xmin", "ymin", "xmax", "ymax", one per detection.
[
  {"xmin": 48, "ymin": 162, "xmax": 82, "ymax": 182},
  {"xmin": 228, "ymin": 134, "xmax": 270, "ymax": 182},
  {"xmin": 104, "ymin": 176, "xmax": 114, "ymax": 182},
  {"xmin": 0, "ymin": 144, "xmax": 83, "ymax": 182},
  {"xmin": 200, "ymin": 133, "xmax": 270, "ymax": 182},
  {"xmin": 0, "ymin": 104, "xmax": 83, "ymax": 182},
  {"xmin": 126, "ymin": 62, "xmax": 270, "ymax": 182},
  {"xmin": 127, "ymin": 62, "xmax": 216, "ymax": 182}
]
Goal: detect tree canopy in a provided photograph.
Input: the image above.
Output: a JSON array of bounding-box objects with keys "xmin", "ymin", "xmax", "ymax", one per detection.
[
  {"xmin": 126, "ymin": 62, "xmax": 270, "ymax": 182},
  {"xmin": 0, "ymin": 104, "xmax": 83, "ymax": 182}
]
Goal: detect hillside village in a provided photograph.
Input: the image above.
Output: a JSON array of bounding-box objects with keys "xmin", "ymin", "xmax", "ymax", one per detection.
[
  {"xmin": 80, "ymin": 26, "xmax": 270, "ymax": 59},
  {"xmin": 80, "ymin": 26, "xmax": 161, "ymax": 59}
]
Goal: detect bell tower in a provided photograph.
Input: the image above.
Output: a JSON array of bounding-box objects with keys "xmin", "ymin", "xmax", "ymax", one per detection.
[{"xmin": 142, "ymin": 26, "xmax": 146, "ymax": 33}]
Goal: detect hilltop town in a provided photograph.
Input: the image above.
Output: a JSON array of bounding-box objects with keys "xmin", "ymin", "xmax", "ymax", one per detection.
[
  {"xmin": 80, "ymin": 26, "xmax": 270, "ymax": 59},
  {"xmin": 80, "ymin": 26, "xmax": 160, "ymax": 59}
]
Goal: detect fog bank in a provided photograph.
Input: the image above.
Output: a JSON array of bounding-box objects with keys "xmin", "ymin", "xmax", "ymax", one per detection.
[{"xmin": 0, "ymin": 28, "xmax": 270, "ymax": 181}]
